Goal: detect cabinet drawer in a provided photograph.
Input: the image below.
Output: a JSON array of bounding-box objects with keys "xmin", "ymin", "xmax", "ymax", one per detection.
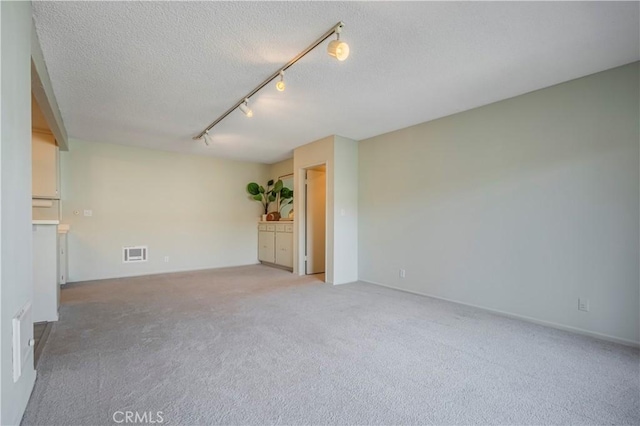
[
  {"xmin": 284, "ymin": 224, "xmax": 293, "ymax": 233},
  {"xmin": 266, "ymin": 224, "xmax": 276, "ymax": 231},
  {"xmin": 275, "ymin": 224, "xmax": 286, "ymax": 232},
  {"xmin": 258, "ymin": 224, "xmax": 267, "ymax": 231}
]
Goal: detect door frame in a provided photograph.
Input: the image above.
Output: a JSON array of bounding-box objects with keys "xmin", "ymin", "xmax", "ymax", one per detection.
[{"xmin": 297, "ymin": 162, "xmax": 328, "ymax": 281}]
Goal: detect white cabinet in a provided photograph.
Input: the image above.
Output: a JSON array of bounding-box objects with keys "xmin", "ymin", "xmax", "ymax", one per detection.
[
  {"xmin": 32, "ymin": 130, "xmax": 59, "ymax": 199},
  {"xmin": 33, "ymin": 224, "xmax": 59, "ymax": 322},
  {"xmin": 258, "ymin": 230, "xmax": 275, "ymax": 263},
  {"xmin": 58, "ymin": 225, "xmax": 69, "ymax": 285},
  {"xmin": 275, "ymin": 232, "xmax": 293, "ymax": 268},
  {"xmin": 258, "ymin": 221, "xmax": 293, "ymax": 271}
]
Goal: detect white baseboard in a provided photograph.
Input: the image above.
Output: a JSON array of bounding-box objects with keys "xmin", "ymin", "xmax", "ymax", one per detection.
[
  {"xmin": 66, "ymin": 262, "xmax": 262, "ymax": 284},
  {"xmin": 14, "ymin": 369, "xmax": 36, "ymax": 426},
  {"xmin": 359, "ymin": 279, "xmax": 640, "ymax": 348}
]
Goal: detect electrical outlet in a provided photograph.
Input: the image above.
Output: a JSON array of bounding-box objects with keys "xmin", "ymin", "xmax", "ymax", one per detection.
[
  {"xmin": 578, "ymin": 298, "xmax": 590, "ymax": 312},
  {"xmin": 83, "ymin": 210, "xmax": 93, "ymax": 217},
  {"xmin": 164, "ymin": 256, "xmax": 169, "ymax": 263},
  {"xmin": 399, "ymin": 269, "xmax": 406, "ymax": 278}
]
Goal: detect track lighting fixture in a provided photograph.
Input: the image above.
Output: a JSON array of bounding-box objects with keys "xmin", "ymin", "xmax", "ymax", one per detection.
[
  {"xmin": 239, "ymin": 99, "xmax": 253, "ymax": 117},
  {"xmin": 276, "ymin": 71, "xmax": 286, "ymax": 92},
  {"xmin": 327, "ymin": 25, "xmax": 349, "ymax": 61},
  {"xmin": 202, "ymin": 130, "xmax": 212, "ymax": 146},
  {"xmin": 194, "ymin": 21, "xmax": 348, "ymax": 141}
]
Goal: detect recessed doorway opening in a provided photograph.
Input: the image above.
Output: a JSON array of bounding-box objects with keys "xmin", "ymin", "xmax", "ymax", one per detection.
[{"xmin": 304, "ymin": 164, "xmax": 326, "ymax": 276}]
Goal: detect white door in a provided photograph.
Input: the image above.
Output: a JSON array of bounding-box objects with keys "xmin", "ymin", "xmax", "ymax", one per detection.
[{"xmin": 305, "ymin": 169, "xmax": 326, "ymax": 274}]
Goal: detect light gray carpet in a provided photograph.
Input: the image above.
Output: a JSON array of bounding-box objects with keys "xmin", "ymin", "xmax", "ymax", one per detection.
[{"xmin": 22, "ymin": 265, "xmax": 639, "ymax": 425}]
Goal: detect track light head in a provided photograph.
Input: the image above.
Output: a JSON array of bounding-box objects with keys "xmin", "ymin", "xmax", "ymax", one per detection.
[
  {"xmin": 327, "ymin": 25, "xmax": 349, "ymax": 61},
  {"xmin": 239, "ymin": 98, "xmax": 253, "ymax": 117},
  {"xmin": 276, "ymin": 71, "xmax": 286, "ymax": 92},
  {"xmin": 203, "ymin": 130, "xmax": 212, "ymax": 146}
]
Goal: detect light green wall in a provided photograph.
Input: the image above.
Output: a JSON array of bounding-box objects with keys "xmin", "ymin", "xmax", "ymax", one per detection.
[
  {"xmin": 333, "ymin": 136, "xmax": 359, "ymax": 284},
  {"xmin": 61, "ymin": 139, "xmax": 270, "ymax": 282},
  {"xmin": 293, "ymin": 135, "xmax": 358, "ymax": 284},
  {"xmin": 359, "ymin": 62, "xmax": 640, "ymax": 345},
  {"xmin": 1, "ymin": 1, "xmax": 37, "ymax": 424}
]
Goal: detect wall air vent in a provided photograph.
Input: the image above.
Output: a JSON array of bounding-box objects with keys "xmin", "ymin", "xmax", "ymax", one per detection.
[
  {"xmin": 123, "ymin": 246, "xmax": 148, "ymax": 263},
  {"xmin": 13, "ymin": 302, "xmax": 33, "ymax": 382}
]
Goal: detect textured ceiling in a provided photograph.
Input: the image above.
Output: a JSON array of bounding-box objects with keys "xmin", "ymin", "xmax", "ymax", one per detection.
[{"xmin": 32, "ymin": 1, "xmax": 639, "ymax": 164}]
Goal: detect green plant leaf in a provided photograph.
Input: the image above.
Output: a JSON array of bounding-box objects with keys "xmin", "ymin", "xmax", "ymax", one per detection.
[
  {"xmin": 252, "ymin": 194, "xmax": 263, "ymax": 201},
  {"xmin": 280, "ymin": 188, "xmax": 293, "ymax": 199},
  {"xmin": 273, "ymin": 180, "xmax": 283, "ymax": 193},
  {"xmin": 259, "ymin": 186, "xmax": 265, "ymax": 193},
  {"xmin": 268, "ymin": 194, "xmax": 277, "ymax": 202},
  {"xmin": 267, "ymin": 179, "xmax": 274, "ymax": 187},
  {"xmin": 247, "ymin": 182, "xmax": 260, "ymax": 195}
]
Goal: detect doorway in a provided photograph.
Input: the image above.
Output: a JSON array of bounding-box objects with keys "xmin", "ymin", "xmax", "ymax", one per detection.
[{"xmin": 304, "ymin": 165, "xmax": 326, "ymax": 275}]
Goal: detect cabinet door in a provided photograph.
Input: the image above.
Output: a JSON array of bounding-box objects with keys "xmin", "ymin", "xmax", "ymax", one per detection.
[
  {"xmin": 32, "ymin": 131, "xmax": 59, "ymax": 198},
  {"xmin": 258, "ymin": 231, "xmax": 275, "ymax": 263},
  {"xmin": 275, "ymin": 232, "xmax": 293, "ymax": 268},
  {"xmin": 58, "ymin": 233, "xmax": 67, "ymax": 285},
  {"xmin": 33, "ymin": 225, "xmax": 59, "ymax": 322}
]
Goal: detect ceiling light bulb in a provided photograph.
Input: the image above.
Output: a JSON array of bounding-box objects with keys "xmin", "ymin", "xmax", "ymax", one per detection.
[
  {"xmin": 276, "ymin": 71, "xmax": 286, "ymax": 92},
  {"xmin": 328, "ymin": 40, "xmax": 349, "ymax": 61},
  {"xmin": 239, "ymin": 99, "xmax": 253, "ymax": 117},
  {"xmin": 203, "ymin": 131, "xmax": 212, "ymax": 146},
  {"xmin": 327, "ymin": 26, "xmax": 349, "ymax": 61}
]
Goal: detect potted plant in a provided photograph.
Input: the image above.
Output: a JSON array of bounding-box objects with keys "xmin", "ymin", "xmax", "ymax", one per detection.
[{"xmin": 247, "ymin": 179, "xmax": 284, "ymax": 220}]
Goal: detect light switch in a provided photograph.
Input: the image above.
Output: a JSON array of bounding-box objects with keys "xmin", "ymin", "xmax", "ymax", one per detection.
[
  {"xmin": 578, "ymin": 298, "xmax": 590, "ymax": 312},
  {"xmin": 83, "ymin": 210, "xmax": 92, "ymax": 217}
]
